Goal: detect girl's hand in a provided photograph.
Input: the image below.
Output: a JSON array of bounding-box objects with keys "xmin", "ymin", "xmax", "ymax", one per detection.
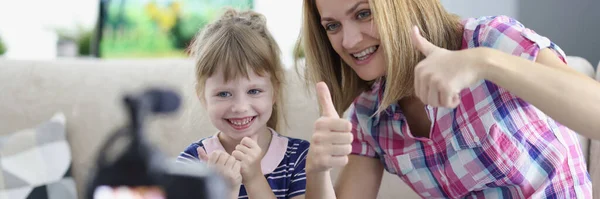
[
  {"xmin": 232, "ymin": 137, "xmax": 263, "ymax": 183},
  {"xmin": 306, "ymin": 82, "xmax": 354, "ymax": 174},
  {"xmin": 411, "ymin": 26, "xmax": 488, "ymax": 108},
  {"xmin": 198, "ymin": 147, "xmax": 242, "ymax": 189}
]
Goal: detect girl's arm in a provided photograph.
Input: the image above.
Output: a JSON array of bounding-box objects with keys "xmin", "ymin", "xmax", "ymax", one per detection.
[
  {"xmin": 243, "ymin": 177, "xmax": 277, "ymax": 199},
  {"xmin": 229, "ymin": 186, "xmax": 241, "ymax": 199},
  {"xmin": 482, "ymin": 48, "xmax": 600, "ymax": 139},
  {"xmin": 232, "ymin": 137, "xmax": 277, "ymax": 199}
]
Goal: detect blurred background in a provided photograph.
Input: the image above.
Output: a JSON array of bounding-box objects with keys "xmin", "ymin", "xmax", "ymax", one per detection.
[{"xmin": 0, "ymin": 0, "xmax": 598, "ymax": 68}]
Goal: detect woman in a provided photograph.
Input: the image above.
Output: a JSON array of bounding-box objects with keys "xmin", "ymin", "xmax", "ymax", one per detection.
[{"xmin": 297, "ymin": 0, "xmax": 597, "ymax": 198}]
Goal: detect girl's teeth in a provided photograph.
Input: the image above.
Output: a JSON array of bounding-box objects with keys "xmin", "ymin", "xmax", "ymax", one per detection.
[{"xmin": 230, "ymin": 117, "xmax": 252, "ymax": 125}]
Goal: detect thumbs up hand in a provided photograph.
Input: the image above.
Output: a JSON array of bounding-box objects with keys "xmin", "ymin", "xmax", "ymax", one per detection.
[
  {"xmin": 411, "ymin": 26, "xmax": 487, "ymax": 108},
  {"xmin": 306, "ymin": 82, "xmax": 354, "ymax": 174}
]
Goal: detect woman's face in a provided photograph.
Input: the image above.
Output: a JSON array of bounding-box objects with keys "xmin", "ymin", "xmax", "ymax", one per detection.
[{"xmin": 316, "ymin": 0, "xmax": 386, "ymax": 81}]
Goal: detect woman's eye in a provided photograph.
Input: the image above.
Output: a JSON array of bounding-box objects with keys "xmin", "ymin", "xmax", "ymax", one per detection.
[
  {"xmin": 357, "ymin": 10, "xmax": 371, "ymax": 20},
  {"xmin": 325, "ymin": 23, "xmax": 340, "ymax": 31},
  {"xmin": 248, "ymin": 89, "xmax": 262, "ymax": 95},
  {"xmin": 217, "ymin": 92, "xmax": 232, "ymax": 98}
]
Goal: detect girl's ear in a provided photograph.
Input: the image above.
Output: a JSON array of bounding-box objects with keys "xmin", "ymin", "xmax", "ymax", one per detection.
[{"xmin": 195, "ymin": 82, "xmax": 207, "ymax": 107}]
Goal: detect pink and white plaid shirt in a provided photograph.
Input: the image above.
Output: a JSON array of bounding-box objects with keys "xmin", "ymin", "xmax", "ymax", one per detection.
[{"xmin": 348, "ymin": 16, "xmax": 592, "ymax": 198}]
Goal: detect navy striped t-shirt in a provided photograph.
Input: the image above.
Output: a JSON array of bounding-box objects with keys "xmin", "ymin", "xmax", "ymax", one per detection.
[{"xmin": 177, "ymin": 131, "xmax": 309, "ymax": 199}]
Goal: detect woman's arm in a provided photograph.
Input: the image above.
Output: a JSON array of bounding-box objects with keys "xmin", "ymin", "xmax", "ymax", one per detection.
[
  {"xmin": 305, "ymin": 169, "xmax": 336, "ymax": 199},
  {"xmin": 411, "ymin": 26, "xmax": 600, "ymax": 139},
  {"xmin": 306, "ymin": 155, "xmax": 384, "ymax": 199},
  {"xmin": 334, "ymin": 155, "xmax": 384, "ymax": 199},
  {"xmin": 482, "ymin": 48, "xmax": 600, "ymax": 139}
]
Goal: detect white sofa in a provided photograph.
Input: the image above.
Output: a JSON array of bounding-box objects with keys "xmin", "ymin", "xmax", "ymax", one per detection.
[{"xmin": 0, "ymin": 57, "xmax": 597, "ymax": 198}]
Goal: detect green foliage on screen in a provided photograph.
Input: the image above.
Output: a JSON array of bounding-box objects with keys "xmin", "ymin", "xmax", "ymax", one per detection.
[{"xmin": 100, "ymin": 0, "xmax": 253, "ymax": 58}]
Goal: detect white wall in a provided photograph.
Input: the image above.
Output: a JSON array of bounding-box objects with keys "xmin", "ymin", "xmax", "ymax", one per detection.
[
  {"xmin": 519, "ymin": 0, "xmax": 600, "ymax": 68},
  {"xmin": 254, "ymin": 0, "xmax": 303, "ymax": 68},
  {"xmin": 0, "ymin": 0, "xmax": 98, "ymax": 59},
  {"xmin": 440, "ymin": 0, "xmax": 518, "ymax": 19},
  {"xmin": 440, "ymin": 0, "xmax": 599, "ymax": 68}
]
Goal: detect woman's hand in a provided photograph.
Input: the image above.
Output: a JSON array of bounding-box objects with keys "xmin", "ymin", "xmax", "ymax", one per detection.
[
  {"xmin": 411, "ymin": 26, "xmax": 488, "ymax": 108},
  {"xmin": 306, "ymin": 82, "xmax": 354, "ymax": 174}
]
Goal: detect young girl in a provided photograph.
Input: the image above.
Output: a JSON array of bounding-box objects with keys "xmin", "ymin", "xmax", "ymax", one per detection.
[
  {"xmin": 177, "ymin": 9, "xmax": 308, "ymax": 199},
  {"xmin": 297, "ymin": 0, "xmax": 596, "ymax": 198}
]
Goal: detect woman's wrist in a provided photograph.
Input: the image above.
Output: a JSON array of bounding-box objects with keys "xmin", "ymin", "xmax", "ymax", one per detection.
[{"xmin": 474, "ymin": 47, "xmax": 504, "ymax": 82}]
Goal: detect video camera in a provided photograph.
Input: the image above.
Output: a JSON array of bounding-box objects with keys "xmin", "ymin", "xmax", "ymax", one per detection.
[{"xmin": 85, "ymin": 88, "xmax": 227, "ymax": 199}]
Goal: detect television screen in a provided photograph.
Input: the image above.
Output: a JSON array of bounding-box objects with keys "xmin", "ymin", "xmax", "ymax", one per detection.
[{"xmin": 99, "ymin": 0, "xmax": 253, "ymax": 58}]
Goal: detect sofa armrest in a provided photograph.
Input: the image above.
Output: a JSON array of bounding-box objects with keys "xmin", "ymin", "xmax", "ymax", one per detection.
[
  {"xmin": 596, "ymin": 60, "xmax": 600, "ymax": 81},
  {"xmin": 594, "ymin": 61, "xmax": 599, "ymax": 199}
]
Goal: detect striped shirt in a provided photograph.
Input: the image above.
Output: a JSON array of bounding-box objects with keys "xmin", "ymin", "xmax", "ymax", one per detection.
[
  {"xmin": 177, "ymin": 129, "xmax": 309, "ymax": 199},
  {"xmin": 349, "ymin": 16, "xmax": 592, "ymax": 198}
]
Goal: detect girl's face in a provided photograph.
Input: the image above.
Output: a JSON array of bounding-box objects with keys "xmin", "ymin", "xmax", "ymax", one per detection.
[
  {"xmin": 316, "ymin": 0, "xmax": 386, "ymax": 81},
  {"xmin": 203, "ymin": 68, "xmax": 274, "ymax": 141}
]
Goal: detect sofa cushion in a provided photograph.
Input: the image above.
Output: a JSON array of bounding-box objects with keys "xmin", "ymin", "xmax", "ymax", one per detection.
[
  {"xmin": 596, "ymin": 60, "xmax": 600, "ymax": 81},
  {"xmin": 566, "ymin": 56, "xmax": 595, "ymax": 78},
  {"xmin": 0, "ymin": 113, "xmax": 76, "ymax": 199}
]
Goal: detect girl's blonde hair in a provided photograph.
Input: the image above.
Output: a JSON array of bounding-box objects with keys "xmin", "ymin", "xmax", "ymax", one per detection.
[
  {"xmin": 189, "ymin": 8, "xmax": 287, "ymax": 132},
  {"xmin": 296, "ymin": 0, "xmax": 463, "ymax": 115}
]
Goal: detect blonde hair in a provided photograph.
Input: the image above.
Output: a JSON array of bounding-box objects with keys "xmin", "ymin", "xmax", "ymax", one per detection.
[
  {"xmin": 189, "ymin": 8, "xmax": 287, "ymax": 133},
  {"xmin": 296, "ymin": 0, "xmax": 463, "ymax": 115}
]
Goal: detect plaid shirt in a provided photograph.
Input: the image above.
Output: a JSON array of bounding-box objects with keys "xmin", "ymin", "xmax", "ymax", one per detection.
[{"xmin": 349, "ymin": 16, "xmax": 592, "ymax": 198}]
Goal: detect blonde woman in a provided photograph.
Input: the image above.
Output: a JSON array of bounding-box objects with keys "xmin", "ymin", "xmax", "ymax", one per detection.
[{"xmin": 297, "ymin": 0, "xmax": 597, "ymax": 198}]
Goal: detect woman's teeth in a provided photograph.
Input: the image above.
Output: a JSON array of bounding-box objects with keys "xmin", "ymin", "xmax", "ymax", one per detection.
[{"xmin": 352, "ymin": 46, "xmax": 377, "ymax": 60}]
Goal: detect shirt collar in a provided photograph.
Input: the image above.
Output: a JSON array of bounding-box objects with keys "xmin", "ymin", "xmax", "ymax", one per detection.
[{"xmin": 201, "ymin": 128, "xmax": 289, "ymax": 175}]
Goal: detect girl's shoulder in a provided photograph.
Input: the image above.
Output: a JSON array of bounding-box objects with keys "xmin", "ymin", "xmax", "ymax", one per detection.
[
  {"xmin": 274, "ymin": 133, "xmax": 310, "ymax": 149},
  {"xmin": 285, "ymin": 136, "xmax": 310, "ymax": 148}
]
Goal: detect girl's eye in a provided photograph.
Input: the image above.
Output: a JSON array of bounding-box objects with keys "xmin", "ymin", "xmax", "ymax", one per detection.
[
  {"xmin": 217, "ymin": 92, "xmax": 232, "ymax": 98},
  {"xmin": 325, "ymin": 23, "xmax": 341, "ymax": 31},
  {"xmin": 248, "ymin": 89, "xmax": 262, "ymax": 95},
  {"xmin": 357, "ymin": 10, "xmax": 371, "ymax": 20}
]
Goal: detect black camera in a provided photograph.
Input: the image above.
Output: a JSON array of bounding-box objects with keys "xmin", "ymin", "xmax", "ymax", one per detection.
[{"xmin": 86, "ymin": 88, "xmax": 227, "ymax": 199}]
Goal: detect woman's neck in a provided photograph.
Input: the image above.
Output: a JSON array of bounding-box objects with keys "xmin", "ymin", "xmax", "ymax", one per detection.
[{"xmin": 218, "ymin": 127, "xmax": 273, "ymax": 156}]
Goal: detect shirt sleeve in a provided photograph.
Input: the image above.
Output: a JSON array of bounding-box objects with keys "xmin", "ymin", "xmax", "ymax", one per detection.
[
  {"xmin": 347, "ymin": 104, "xmax": 379, "ymax": 158},
  {"xmin": 176, "ymin": 142, "xmax": 202, "ymax": 164},
  {"xmin": 287, "ymin": 140, "xmax": 309, "ymax": 198},
  {"xmin": 473, "ymin": 15, "xmax": 567, "ymax": 63}
]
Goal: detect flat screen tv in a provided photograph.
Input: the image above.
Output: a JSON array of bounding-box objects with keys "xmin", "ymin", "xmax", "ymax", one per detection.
[{"xmin": 96, "ymin": 0, "xmax": 253, "ymax": 58}]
